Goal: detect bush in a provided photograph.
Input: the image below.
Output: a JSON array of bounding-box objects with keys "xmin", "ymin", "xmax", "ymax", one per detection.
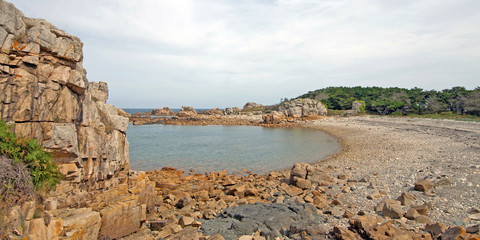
[{"xmin": 0, "ymin": 120, "xmax": 61, "ymax": 191}]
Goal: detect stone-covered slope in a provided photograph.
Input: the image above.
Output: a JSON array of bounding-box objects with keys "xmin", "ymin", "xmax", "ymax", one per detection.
[{"xmin": 0, "ymin": 0, "xmax": 129, "ymax": 188}]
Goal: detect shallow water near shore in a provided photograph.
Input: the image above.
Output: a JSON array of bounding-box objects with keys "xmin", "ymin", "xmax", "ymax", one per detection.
[{"xmin": 127, "ymin": 124, "xmax": 338, "ymax": 174}]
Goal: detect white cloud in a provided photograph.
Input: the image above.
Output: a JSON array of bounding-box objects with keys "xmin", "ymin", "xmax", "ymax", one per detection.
[{"xmin": 11, "ymin": 0, "xmax": 480, "ymax": 108}]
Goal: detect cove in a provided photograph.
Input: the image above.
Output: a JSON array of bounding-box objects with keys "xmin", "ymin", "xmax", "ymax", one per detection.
[{"xmin": 127, "ymin": 124, "xmax": 338, "ymax": 174}]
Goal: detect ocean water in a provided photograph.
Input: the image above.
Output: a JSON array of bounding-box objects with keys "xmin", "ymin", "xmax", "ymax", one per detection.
[
  {"xmin": 123, "ymin": 108, "xmax": 212, "ymax": 114},
  {"xmin": 127, "ymin": 124, "xmax": 338, "ymax": 174}
]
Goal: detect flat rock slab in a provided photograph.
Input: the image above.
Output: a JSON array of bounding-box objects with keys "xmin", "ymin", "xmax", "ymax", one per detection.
[{"xmin": 200, "ymin": 202, "xmax": 324, "ymax": 240}]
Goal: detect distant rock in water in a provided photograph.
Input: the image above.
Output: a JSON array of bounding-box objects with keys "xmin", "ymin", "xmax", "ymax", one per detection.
[
  {"xmin": 201, "ymin": 108, "xmax": 224, "ymax": 115},
  {"xmin": 151, "ymin": 107, "xmax": 174, "ymax": 116},
  {"xmin": 176, "ymin": 106, "xmax": 197, "ymax": 117}
]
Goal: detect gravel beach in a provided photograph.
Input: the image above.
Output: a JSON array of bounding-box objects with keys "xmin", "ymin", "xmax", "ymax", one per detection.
[{"xmin": 306, "ymin": 116, "xmax": 480, "ymax": 227}]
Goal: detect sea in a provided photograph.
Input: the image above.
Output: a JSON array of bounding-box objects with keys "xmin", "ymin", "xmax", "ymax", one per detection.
[{"xmin": 123, "ymin": 108, "xmax": 339, "ymax": 174}]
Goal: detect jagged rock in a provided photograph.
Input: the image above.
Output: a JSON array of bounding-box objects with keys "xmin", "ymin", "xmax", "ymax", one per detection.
[
  {"xmin": 262, "ymin": 111, "xmax": 286, "ymax": 124},
  {"xmin": 397, "ymin": 192, "xmax": 416, "ymax": 206},
  {"xmin": 440, "ymin": 226, "xmax": 467, "ymax": 240},
  {"xmin": 412, "ymin": 204, "xmax": 429, "ymax": 215},
  {"xmin": 278, "ymin": 98, "xmax": 327, "ymax": 118},
  {"xmin": 425, "ymin": 222, "xmax": 447, "ymax": 237},
  {"xmin": 152, "ymin": 107, "xmax": 175, "ymax": 116},
  {"xmin": 382, "ymin": 201, "xmax": 404, "ymax": 219},
  {"xmin": 414, "ymin": 179, "xmax": 434, "ymax": 192},
  {"xmin": 405, "ymin": 208, "xmax": 419, "ymax": 220}
]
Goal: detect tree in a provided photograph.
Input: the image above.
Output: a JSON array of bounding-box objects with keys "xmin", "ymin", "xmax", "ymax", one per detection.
[{"xmin": 464, "ymin": 91, "xmax": 480, "ymax": 116}]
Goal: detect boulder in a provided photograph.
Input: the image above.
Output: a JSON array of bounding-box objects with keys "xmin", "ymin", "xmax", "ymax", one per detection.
[
  {"xmin": 414, "ymin": 179, "xmax": 434, "ymax": 192},
  {"xmin": 279, "ymin": 98, "xmax": 327, "ymax": 118},
  {"xmin": 242, "ymin": 102, "xmax": 263, "ymax": 110},
  {"xmin": 152, "ymin": 107, "xmax": 175, "ymax": 116}
]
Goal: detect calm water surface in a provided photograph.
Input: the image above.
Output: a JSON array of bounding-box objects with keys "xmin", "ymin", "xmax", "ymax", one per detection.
[{"xmin": 127, "ymin": 124, "xmax": 338, "ymax": 174}]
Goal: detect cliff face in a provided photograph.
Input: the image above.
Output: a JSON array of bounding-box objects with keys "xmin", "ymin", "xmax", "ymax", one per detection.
[
  {"xmin": 0, "ymin": 0, "xmax": 129, "ymax": 188},
  {"xmin": 0, "ymin": 3, "xmax": 154, "ymax": 238}
]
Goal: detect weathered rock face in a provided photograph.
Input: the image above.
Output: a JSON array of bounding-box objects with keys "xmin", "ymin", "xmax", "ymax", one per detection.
[
  {"xmin": 278, "ymin": 98, "xmax": 327, "ymax": 118},
  {"xmin": 151, "ymin": 107, "xmax": 174, "ymax": 116},
  {"xmin": 0, "ymin": 0, "xmax": 129, "ymax": 188}
]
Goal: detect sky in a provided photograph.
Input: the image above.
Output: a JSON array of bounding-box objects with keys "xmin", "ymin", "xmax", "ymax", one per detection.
[{"xmin": 11, "ymin": 0, "xmax": 480, "ymax": 108}]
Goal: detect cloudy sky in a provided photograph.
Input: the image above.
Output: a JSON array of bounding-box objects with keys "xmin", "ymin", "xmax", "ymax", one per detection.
[{"xmin": 11, "ymin": 0, "xmax": 480, "ymax": 108}]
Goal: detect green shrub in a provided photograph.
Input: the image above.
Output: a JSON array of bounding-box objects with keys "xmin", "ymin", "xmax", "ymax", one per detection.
[{"xmin": 0, "ymin": 120, "xmax": 61, "ymax": 191}]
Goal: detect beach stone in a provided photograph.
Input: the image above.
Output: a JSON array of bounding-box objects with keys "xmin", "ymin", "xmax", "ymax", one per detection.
[
  {"xmin": 414, "ymin": 179, "xmax": 434, "ymax": 192},
  {"xmin": 367, "ymin": 191, "xmax": 382, "ymax": 200},
  {"xmin": 333, "ymin": 226, "xmax": 358, "ymax": 240},
  {"xmin": 466, "ymin": 224, "xmax": 480, "ymax": 234},
  {"xmin": 293, "ymin": 177, "xmax": 311, "ymax": 190},
  {"xmin": 425, "ymin": 222, "xmax": 447, "ymax": 237},
  {"xmin": 435, "ymin": 177, "xmax": 452, "ymax": 187},
  {"xmin": 313, "ymin": 196, "xmax": 328, "ymax": 209},
  {"xmin": 415, "ymin": 215, "xmax": 431, "ymax": 224},
  {"xmin": 397, "ymin": 192, "xmax": 416, "ymax": 206},
  {"xmin": 382, "ymin": 201, "xmax": 404, "ymax": 219},
  {"xmin": 150, "ymin": 220, "xmax": 167, "ymax": 231},
  {"xmin": 405, "ymin": 208, "xmax": 419, "ymax": 220},
  {"xmin": 207, "ymin": 233, "xmax": 225, "ymax": 240},
  {"xmin": 351, "ymin": 215, "xmax": 379, "ymax": 230},
  {"xmin": 179, "ymin": 216, "xmax": 195, "ymax": 227},
  {"xmin": 375, "ymin": 199, "xmax": 401, "ymax": 212},
  {"xmin": 440, "ymin": 226, "xmax": 467, "ymax": 240},
  {"xmin": 412, "ymin": 204, "xmax": 429, "ymax": 215},
  {"xmin": 168, "ymin": 226, "xmax": 201, "ymax": 240}
]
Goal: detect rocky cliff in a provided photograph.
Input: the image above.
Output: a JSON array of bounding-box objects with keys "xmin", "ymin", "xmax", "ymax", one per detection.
[
  {"xmin": 0, "ymin": 0, "xmax": 128, "ymax": 189},
  {"xmin": 1, "ymin": 1, "xmax": 155, "ymax": 239}
]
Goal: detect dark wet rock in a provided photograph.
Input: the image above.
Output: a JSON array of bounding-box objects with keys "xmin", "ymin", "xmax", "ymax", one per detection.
[{"xmin": 200, "ymin": 202, "xmax": 325, "ymax": 240}]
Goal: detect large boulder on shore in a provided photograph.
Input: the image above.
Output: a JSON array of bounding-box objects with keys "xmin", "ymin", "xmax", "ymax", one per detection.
[{"xmin": 279, "ymin": 98, "xmax": 327, "ymax": 118}]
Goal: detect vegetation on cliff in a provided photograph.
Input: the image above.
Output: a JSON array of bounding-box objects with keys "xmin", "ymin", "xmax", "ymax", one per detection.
[
  {"xmin": 0, "ymin": 120, "xmax": 61, "ymax": 197},
  {"xmin": 297, "ymin": 86, "xmax": 480, "ymax": 116}
]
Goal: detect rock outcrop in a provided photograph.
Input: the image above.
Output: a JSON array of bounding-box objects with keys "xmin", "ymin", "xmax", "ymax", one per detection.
[
  {"xmin": 1, "ymin": 0, "xmax": 129, "ymax": 187},
  {"xmin": 242, "ymin": 102, "xmax": 263, "ymax": 111},
  {"xmin": 151, "ymin": 107, "xmax": 174, "ymax": 116},
  {"xmin": 278, "ymin": 98, "xmax": 327, "ymax": 118},
  {"xmin": 224, "ymin": 107, "xmax": 240, "ymax": 115},
  {"xmin": 176, "ymin": 106, "xmax": 197, "ymax": 117},
  {"xmin": 1, "ymin": 1, "xmax": 154, "ymax": 239}
]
